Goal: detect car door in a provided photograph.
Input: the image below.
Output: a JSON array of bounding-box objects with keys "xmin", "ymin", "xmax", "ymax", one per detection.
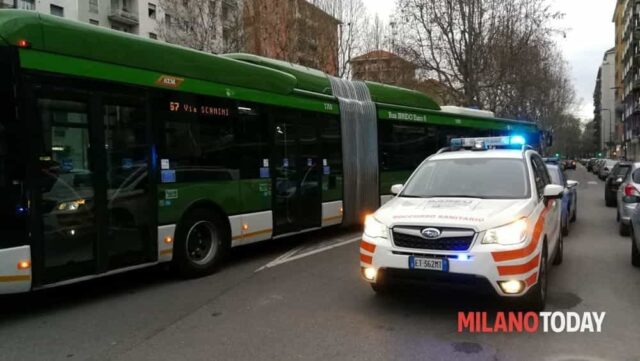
[{"xmin": 532, "ymin": 156, "xmax": 560, "ymax": 252}]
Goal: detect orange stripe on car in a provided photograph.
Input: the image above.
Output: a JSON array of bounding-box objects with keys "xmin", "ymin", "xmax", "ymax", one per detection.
[
  {"xmin": 360, "ymin": 241, "xmax": 376, "ymax": 253},
  {"xmin": 491, "ymin": 206, "xmax": 550, "ymax": 262},
  {"xmin": 525, "ymin": 272, "xmax": 538, "ymax": 287},
  {"xmin": 360, "ymin": 254, "xmax": 373, "ymax": 264},
  {"xmin": 497, "ymin": 254, "xmax": 540, "ymax": 276}
]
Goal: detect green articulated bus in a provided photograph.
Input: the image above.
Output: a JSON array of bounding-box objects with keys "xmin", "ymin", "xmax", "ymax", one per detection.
[{"xmin": 0, "ymin": 10, "xmax": 542, "ymax": 294}]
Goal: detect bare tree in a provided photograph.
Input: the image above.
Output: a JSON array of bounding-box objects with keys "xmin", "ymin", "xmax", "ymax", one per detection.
[
  {"xmin": 157, "ymin": 0, "xmax": 244, "ymax": 54},
  {"xmin": 395, "ymin": 0, "xmax": 574, "ymax": 133},
  {"xmin": 309, "ymin": 0, "xmax": 370, "ymax": 78}
]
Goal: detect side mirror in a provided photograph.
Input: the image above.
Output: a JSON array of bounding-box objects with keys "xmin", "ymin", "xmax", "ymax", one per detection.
[
  {"xmin": 567, "ymin": 180, "xmax": 579, "ymax": 188},
  {"xmin": 543, "ymin": 184, "xmax": 564, "ymax": 199},
  {"xmin": 390, "ymin": 184, "xmax": 404, "ymax": 195}
]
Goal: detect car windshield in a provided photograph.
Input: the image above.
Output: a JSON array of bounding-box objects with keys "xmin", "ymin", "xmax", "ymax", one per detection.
[{"xmin": 401, "ymin": 158, "xmax": 529, "ymax": 199}]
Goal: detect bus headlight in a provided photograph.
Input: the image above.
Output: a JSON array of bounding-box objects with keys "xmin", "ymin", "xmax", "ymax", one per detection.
[
  {"xmin": 57, "ymin": 199, "xmax": 86, "ymax": 212},
  {"xmin": 482, "ymin": 219, "xmax": 527, "ymax": 245},
  {"xmin": 364, "ymin": 215, "xmax": 388, "ymax": 239}
]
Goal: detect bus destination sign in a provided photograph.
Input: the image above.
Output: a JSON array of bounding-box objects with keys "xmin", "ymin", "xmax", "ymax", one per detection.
[{"xmin": 169, "ymin": 101, "xmax": 230, "ymax": 117}]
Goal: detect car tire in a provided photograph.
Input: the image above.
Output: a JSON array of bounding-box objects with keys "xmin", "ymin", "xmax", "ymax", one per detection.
[
  {"xmin": 370, "ymin": 282, "xmax": 389, "ymax": 294},
  {"xmin": 562, "ymin": 216, "xmax": 569, "ymax": 237},
  {"xmin": 523, "ymin": 244, "xmax": 547, "ymax": 311},
  {"xmin": 605, "ymin": 193, "xmax": 616, "ymax": 207},
  {"xmin": 570, "ymin": 199, "xmax": 577, "ymax": 223},
  {"xmin": 173, "ymin": 208, "xmax": 228, "ymax": 278},
  {"xmin": 553, "ymin": 231, "xmax": 563, "ymax": 266},
  {"xmin": 632, "ymin": 229, "xmax": 640, "ymax": 267},
  {"xmin": 620, "ymin": 222, "xmax": 631, "ymax": 237}
]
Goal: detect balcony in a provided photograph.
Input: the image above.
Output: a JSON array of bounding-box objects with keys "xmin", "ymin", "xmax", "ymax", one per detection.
[{"xmin": 109, "ymin": 0, "xmax": 138, "ymax": 26}]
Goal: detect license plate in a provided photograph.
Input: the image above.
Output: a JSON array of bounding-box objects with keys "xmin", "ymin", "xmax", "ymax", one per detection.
[{"xmin": 409, "ymin": 256, "xmax": 448, "ymax": 272}]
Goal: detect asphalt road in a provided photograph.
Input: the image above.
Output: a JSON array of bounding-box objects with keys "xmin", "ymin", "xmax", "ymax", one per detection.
[{"xmin": 2, "ymin": 165, "xmax": 640, "ymax": 361}]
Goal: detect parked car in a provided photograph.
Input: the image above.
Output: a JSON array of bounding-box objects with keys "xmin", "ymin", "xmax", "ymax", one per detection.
[
  {"xmin": 629, "ymin": 197, "xmax": 640, "ymax": 266},
  {"xmin": 547, "ymin": 164, "xmax": 578, "ymax": 236},
  {"xmin": 616, "ymin": 163, "xmax": 640, "ymax": 236},
  {"xmin": 592, "ymin": 159, "xmax": 603, "ymax": 174},
  {"xmin": 587, "ymin": 158, "xmax": 597, "ymax": 172},
  {"xmin": 564, "ymin": 159, "xmax": 577, "ymax": 170},
  {"xmin": 599, "ymin": 160, "xmax": 618, "ymax": 180},
  {"xmin": 605, "ymin": 162, "xmax": 633, "ymax": 207}
]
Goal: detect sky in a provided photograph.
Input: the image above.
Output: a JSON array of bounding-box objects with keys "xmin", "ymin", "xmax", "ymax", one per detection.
[{"xmin": 362, "ymin": 0, "xmax": 616, "ymax": 122}]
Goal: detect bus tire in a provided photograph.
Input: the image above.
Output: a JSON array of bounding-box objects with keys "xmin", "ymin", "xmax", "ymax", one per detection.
[{"xmin": 173, "ymin": 208, "xmax": 228, "ymax": 278}]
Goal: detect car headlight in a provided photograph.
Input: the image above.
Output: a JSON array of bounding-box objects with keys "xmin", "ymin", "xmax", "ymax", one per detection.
[
  {"xmin": 57, "ymin": 199, "xmax": 86, "ymax": 212},
  {"xmin": 364, "ymin": 215, "xmax": 388, "ymax": 239},
  {"xmin": 482, "ymin": 219, "xmax": 528, "ymax": 245}
]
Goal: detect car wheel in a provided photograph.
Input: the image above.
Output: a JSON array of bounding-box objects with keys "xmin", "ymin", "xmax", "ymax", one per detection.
[
  {"xmin": 173, "ymin": 208, "xmax": 228, "ymax": 278},
  {"xmin": 523, "ymin": 244, "xmax": 547, "ymax": 311},
  {"xmin": 632, "ymin": 229, "xmax": 640, "ymax": 267},
  {"xmin": 605, "ymin": 193, "xmax": 616, "ymax": 207},
  {"xmin": 553, "ymin": 231, "xmax": 563, "ymax": 265},
  {"xmin": 370, "ymin": 282, "xmax": 389, "ymax": 294},
  {"xmin": 620, "ymin": 222, "xmax": 631, "ymax": 237},
  {"xmin": 562, "ymin": 216, "xmax": 569, "ymax": 236},
  {"xmin": 570, "ymin": 199, "xmax": 577, "ymax": 223}
]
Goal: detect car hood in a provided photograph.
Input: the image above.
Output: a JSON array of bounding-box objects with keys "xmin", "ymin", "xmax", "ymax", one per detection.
[{"xmin": 375, "ymin": 197, "xmax": 535, "ymax": 232}]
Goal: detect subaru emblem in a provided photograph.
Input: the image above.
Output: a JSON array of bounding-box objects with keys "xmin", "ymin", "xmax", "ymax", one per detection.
[{"xmin": 421, "ymin": 228, "xmax": 441, "ymax": 239}]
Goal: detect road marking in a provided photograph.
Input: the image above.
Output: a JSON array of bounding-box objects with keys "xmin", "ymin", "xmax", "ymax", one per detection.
[
  {"xmin": 588, "ymin": 181, "xmax": 598, "ymax": 185},
  {"xmin": 255, "ymin": 236, "xmax": 361, "ymax": 272}
]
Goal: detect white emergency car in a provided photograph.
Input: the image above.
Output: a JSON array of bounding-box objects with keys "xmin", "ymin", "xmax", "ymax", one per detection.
[{"xmin": 360, "ymin": 136, "xmax": 564, "ymax": 310}]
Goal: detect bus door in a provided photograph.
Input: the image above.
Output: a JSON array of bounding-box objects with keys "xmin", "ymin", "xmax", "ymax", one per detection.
[
  {"xmin": 272, "ymin": 116, "xmax": 322, "ymax": 236},
  {"xmin": 32, "ymin": 86, "xmax": 155, "ymax": 285}
]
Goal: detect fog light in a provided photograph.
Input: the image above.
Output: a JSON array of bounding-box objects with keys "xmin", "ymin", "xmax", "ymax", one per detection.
[
  {"xmin": 498, "ymin": 280, "xmax": 525, "ymax": 294},
  {"xmin": 363, "ymin": 267, "xmax": 377, "ymax": 281}
]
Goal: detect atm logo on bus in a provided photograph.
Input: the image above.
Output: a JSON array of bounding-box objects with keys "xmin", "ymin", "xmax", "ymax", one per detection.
[{"xmin": 156, "ymin": 75, "xmax": 185, "ymax": 88}]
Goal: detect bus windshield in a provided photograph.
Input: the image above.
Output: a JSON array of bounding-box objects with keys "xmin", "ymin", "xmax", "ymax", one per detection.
[{"xmin": 401, "ymin": 158, "xmax": 530, "ymax": 199}]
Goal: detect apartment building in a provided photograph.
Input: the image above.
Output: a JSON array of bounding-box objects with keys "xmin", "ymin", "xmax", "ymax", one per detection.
[
  {"xmin": 0, "ymin": 0, "xmax": 338, "ymax": 74},
  {"xmin": 1, "ymin": 0, "xmax": 77, "ymax": 18},
  {"xmin": 243, "ymin": 0, "xmax": 340, "ymax": 75},
  {"xmin": 598, "ymin": 49, "xmax": 617, "ymax": 157},
  {"xmin": 620, "ymin": 0, "xmax": 640, "ymax": 159},
  {"xmin": 0, "ymin": 0, "xmax": 242, "ymax": 52}
]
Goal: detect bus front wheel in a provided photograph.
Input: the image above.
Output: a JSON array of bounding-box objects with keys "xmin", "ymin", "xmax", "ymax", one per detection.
[{"xmin": 174, "ymin": 208, "xmax": 228, "ymax": 278}]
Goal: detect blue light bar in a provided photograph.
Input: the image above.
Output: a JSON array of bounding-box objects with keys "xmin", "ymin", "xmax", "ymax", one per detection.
[
  {"xmin": 509, "ymin": 135, "xmax": 526, "ymax": 145},
  {"xmin": 450, "ymin": 135, "xmax": 527, "ymax": 148}
]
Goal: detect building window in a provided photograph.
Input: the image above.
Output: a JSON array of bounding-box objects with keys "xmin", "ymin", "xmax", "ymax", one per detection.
[
  {"xmin": 149, "ymin": 32, "xmax": 157, "ymax": 40},
  {"xmin": 89, "ymin": 0, "xmax": 99, "ymax": 14},
  {"xmin": 164, "ymin": 14, "xmax": 172, "ymax": 27},
  {"xmin": 50, "ymin": 4, "xmax": 64, "ymax": 17},
  {"xmin": 148, "ymin": 3, "xmax": 156, "ymax": 19},
  {"xmin": 90, "ymin": 19, "xmax": 99, "ymax": 25},
  {"xmin": 18, "ymin": 0, "xmax": 35, "ymax": 10}
]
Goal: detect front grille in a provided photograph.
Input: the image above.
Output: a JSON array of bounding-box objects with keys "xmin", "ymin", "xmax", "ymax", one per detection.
[{"xmin": 392, "ymin": 227, "xmax": 474, "ymax": 251}]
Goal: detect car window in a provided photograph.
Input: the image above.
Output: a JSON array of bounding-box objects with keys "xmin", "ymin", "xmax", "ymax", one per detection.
[
  {"xmin": 400, "ymin": 158, "xmax": 529, "ymax": 199},
  {"xmin": 614, "ymin": 165, "xmax": 631, "ymax": 179},
  {"xmin": 530, "ymin": 156, "xmax": 546, "ymax": 198},
  {"xmin": 633, "ymin": 169, "xmax": 640, "ymax": 184}
]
